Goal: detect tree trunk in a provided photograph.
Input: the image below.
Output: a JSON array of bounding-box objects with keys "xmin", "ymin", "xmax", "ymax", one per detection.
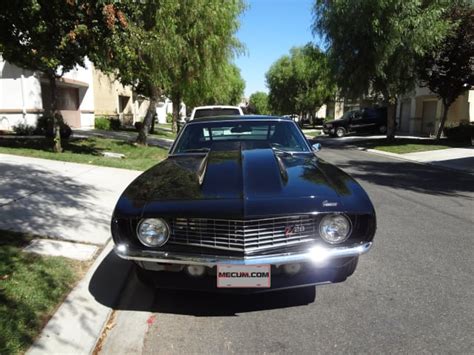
[
  {"xmin": 150, "ymin": 114, "xmax": 156, "ymax": 134},
  {"xmin": 436, "ymin": 101, "xmax": 450, "ymax": 141},
  {"xmin": 386, "ymin": 98, "xmax": 397, "ymax": 141},
  {"xmin": 171, "ymin": 94, "xmax": 181, "ymax": 133},
  {"xmin": 136, "ymin": 86, "xmax": 159, "ymax": 145},
  {"xmin": 49, "ymin": 75, "xmax": 62, "ymax": 153}
]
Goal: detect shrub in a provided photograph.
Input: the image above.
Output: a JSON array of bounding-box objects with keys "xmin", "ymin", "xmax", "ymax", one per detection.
[
  {"xmin": 95, "ymin": 116, "xmax": 110, "ymax": 130},
  {"xmin": 35, "ymin": 114, "xmax": 72, "ymax": 139},
  {"xmin": 443, "ymin": 122, "xmax": 474, "ymax": 143},
  {"xmin": 166, "ymin": 113, "xmax": 173, "ymax": 123},
  {"xmin": 110, "ymin": 118, "xmax": 121, "ymax": 130},
  {"xmin": 13, "ymin": 123, "xmax": 36, "ymax": 136},
  {"xmin": 134, "ymin": 121, "xmax": 143, "ymax": 131}
]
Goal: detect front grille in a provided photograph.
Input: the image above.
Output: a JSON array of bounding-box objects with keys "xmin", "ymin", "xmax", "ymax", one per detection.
[{"xmin": 169, "ymin": 215, "xmax": 319, "ymax": 254}]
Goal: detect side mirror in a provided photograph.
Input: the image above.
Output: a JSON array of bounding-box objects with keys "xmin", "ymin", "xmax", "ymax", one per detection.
[{"xmin": 312, "ymin": 143, "xmax": 322, "ymax": 152}]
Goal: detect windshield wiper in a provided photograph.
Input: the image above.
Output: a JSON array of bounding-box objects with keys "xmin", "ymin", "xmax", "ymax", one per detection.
[{"xmin": 181, "ymin": 148, "xmax": 210, "ymax": 153}]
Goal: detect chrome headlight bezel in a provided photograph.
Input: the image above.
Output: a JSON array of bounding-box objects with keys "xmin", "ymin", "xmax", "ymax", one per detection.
[
  {"xmin": 319, "ymin": 214, "xmax": 352, "ymax": 245},
  {"xmin": 136, "ymin": 218, "xmax": 170, "ymax": 247}
]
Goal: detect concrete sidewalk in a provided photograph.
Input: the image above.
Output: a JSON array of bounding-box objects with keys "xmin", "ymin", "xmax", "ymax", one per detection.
[
  {"xmin": 0, "ymin": 153, "xmax": 141, "ymax": 245},
  {"xmin": 367, "ymin": 147, "xmax": 474, "ymax": 174}
]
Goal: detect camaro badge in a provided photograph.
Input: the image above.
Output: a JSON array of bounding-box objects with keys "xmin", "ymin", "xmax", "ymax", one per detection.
[
  {"xmin": 322, "ymin": 200, "xmax": 338, "ymax": 207},
  {"xmin": 284, "ymin": 225, "xmax": 305, "ymax": 237}
]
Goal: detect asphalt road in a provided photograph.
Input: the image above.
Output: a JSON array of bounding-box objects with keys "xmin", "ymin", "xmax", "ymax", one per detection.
[{"xmin": 102, "ymin": 139, "xmax": 474, "ymax": 354}]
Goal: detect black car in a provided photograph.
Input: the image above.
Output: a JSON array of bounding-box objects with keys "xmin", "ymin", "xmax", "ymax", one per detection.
[
  {"xmin": 112, "ymin": 116, "xmax": 376, "ymax": 292},
  {"xmin": 323, "ymin": 107, "xmax": 388, "ymax": 137}
]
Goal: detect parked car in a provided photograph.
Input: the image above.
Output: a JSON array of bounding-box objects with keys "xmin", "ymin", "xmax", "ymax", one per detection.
[
  {"xmin": 189, "ymin": 105, "xmax": 243, "ymax": 120},
  {"xmin": 112, "ymin": 116, "xmax": 376, "ymax": 292},
  {"xmin": 323, "ymin": 107, "xmax": 388, "ymax": 137}
]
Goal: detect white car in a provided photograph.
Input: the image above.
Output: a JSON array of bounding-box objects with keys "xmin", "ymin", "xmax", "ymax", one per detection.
[{"xmin": 189, "ymin": 105, "xmax": 243, "ymax": 121}]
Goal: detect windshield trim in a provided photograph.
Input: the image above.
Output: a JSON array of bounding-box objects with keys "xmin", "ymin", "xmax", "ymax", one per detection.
[{"xmin": 169, "ymin": 119, "xmax": 312, "ymax": 155}]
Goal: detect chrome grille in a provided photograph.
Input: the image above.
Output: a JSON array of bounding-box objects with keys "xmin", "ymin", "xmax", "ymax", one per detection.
[{"xmin": 169, "ymin": 215, "xmax": 319, "ymax": 253}]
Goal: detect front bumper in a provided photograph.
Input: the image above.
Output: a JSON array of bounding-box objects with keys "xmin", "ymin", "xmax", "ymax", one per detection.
[{"xmin": 114, "ymin": 242, "xmax": 373, "ymax": 267}]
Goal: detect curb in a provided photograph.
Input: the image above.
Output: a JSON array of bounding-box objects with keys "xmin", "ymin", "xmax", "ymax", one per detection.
[
  {"xmin": 357, "ymin": 147, "xmax": 474, "ymax": 176},
  {"xmin": 27, "ymin": 242, "xmax": 133, "ymax": 355}
]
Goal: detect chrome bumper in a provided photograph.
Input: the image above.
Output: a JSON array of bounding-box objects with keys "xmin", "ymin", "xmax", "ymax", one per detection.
[{"xmin": 114, "ymin": 242, "xmax": 373, "ymax": 267}]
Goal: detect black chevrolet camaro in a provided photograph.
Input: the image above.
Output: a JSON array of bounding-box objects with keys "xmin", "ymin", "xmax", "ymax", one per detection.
[{"xmin": 112, "ymin": 116, "xmax": 376, "ymax": 292}]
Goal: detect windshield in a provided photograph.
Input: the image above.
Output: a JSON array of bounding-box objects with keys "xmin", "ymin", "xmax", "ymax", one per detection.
[
  {"xmin": 173, "ymin": 120, "xmax": 310, "ymax": 153},
  {"xmin": 193, "ymin": 108, "xmax": 241, "ymax": 118}
]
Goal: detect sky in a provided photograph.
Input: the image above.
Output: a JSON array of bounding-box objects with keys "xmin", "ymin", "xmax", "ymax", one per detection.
[{"xmin": 235, "ymin": 0, "xmax": 320, "ymax": 97}]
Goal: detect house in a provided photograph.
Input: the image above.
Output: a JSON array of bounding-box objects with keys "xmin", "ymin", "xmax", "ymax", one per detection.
[
  {"xmin": 0, "ymin": 55, "xmax": 95, "ymax": 130},
  {"xmin": 0, "ymin": 55, "xmax": 190, "ymax": 131},
  {"xmin": 397, "ymin": 86, "xmax": 474, "ymax": 136}
]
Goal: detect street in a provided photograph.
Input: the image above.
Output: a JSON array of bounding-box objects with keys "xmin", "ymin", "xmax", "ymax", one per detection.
[{"xmin": 98, "ymin": 140, "xmax": 474, "ymax": 354}]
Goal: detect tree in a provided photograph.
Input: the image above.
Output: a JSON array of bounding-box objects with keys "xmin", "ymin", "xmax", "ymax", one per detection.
[
  {"xmin": 417, "ymin": 3, "xmax": 474, "ymax": 140},
  {"xmin": 249, "ymin": 91, "xmax": 270, "ymax": 115},
  {"xmin": 164, "ymin": 0, "xmax": 246, "ymax": 133},
  {"xmin": 313, "ymin": 0, "xmax": 452, "ymax": 140},
  {"xmin": 185, "ymin": 62, "xmax": 246, "ymax": 108},
  {"xmin": 97, "ymin": 0, "xmax": 245, "ymax": 144},
  {"xmin": 0, "ymin": 1, "xmax": 130, "ymax": 152},
  {"xmin": 266, "ymin": 44, "xmax": 335, "ymax": 117}
]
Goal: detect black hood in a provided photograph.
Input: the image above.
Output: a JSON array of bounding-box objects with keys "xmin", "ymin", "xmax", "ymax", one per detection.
[{"xmin": 114, "ymin": 148, "xmax": 373, "ymax": 219}]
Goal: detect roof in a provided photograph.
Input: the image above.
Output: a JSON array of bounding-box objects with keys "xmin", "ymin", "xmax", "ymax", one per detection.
[
  {"xmin": 190, "ymin": 115, "xmax": 292, "ymax": 123},
  {"xmin": 192, "ymin": 105, "xmax": 242, "ymax": 110}
]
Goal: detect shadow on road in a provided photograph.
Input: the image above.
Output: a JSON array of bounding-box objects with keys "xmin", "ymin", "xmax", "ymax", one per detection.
[{"xmin": 89, "ymin": 251, "xmax": 317, "ymax": 317}]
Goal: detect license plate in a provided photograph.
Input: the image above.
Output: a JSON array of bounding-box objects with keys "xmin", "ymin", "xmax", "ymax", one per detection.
[{"xmin": 217, "ymin": 265, "xmax": 271, "ymax": 288}]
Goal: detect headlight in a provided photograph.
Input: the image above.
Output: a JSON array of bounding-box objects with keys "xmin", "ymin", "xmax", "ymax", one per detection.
[
  {"xmin": 137, "ymin": 218, "xmax": 170, "ymax": 247},
  {"xmin": 325, "ymin": 124, "xmax": 332, "ymax": 128},
  {"xmin": 319, "ymin": 214, "xmax": 351, "ymax": 244}
]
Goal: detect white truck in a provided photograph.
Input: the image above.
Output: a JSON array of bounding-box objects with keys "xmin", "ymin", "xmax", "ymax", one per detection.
[{"xmin": 188, "ymin": 105, "xmax": 243, "ymax": 121}]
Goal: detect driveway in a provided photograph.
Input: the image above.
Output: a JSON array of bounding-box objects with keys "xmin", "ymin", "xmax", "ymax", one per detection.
[
  {"xmin": 0, "ymin": 153, "xmax": 140, "ymax": 245},
  {"xmin": 95, "ymin": 141, "xmax": 474, "ymax": 353}
]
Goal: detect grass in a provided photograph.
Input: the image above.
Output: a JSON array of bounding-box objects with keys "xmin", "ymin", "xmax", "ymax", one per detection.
[
  {"xmin": 0, "ymin": 136, "xmax": 168, "ymax": 171},
  {"xmin": 356, "ymin": 138, "xmax": 466, "ymax": 154},
  {"xmin": 119, "ymin": 125, "xmax": 177, "ymax": 140},
  {"xmin": 302, "ymin": 129, "xmax": 321, "ymax": 138},
  {"xmin": 0, "ymin": 230, "xmax": 87, "ymax": 354}
]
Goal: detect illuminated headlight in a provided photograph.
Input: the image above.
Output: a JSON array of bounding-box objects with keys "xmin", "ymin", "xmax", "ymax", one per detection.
[
  {"xmin": 137, "ymin": 218, "xmax": 170, "ymax": 247},
  {"xmin": 319, "ymin": 214, "xmax": 351, "ymax": 244}
]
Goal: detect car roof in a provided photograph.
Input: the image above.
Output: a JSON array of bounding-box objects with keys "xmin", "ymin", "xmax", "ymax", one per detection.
[
  {"xmin": 190, "ymin": 115, "xmax": 292, "ymax": 123},
  {"xmin": 193, "ymin": 105, "xmax": 242, "ymax": 110}
]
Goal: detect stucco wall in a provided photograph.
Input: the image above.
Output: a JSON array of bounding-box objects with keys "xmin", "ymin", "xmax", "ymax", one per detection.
[
  {"xmin": 93, "ymin": 69, "xmax": 133, "ymax": 117},
  {"xmin": 0, "ymin": 57, "xmax": 95, "ymax": 130}
]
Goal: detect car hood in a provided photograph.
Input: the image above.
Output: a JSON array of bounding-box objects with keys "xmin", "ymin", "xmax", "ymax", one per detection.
[
  {"xmin": 114, "ymin": 148, "xmax": 373, "ymax": 219},
  {"xmin": 324, "ymin": 119, "xmax": 343, "ymax": 126}
]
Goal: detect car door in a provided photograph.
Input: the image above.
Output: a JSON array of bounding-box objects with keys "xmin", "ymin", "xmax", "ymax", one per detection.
[{"xmin": 348, "ymin": 111, "xmax": 364, "ymax": 133}]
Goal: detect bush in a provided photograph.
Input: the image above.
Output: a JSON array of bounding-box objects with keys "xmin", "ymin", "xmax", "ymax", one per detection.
[
  {"xmin": 443, "ymin": 122, "xmax": 474, "ymax": 143},
  {"xmin": 95, "ymin": 116, "xmax": 110, "ymax": 130},
  {"xmin": 35, "ymin": 114, "xmax": 72, "ymax": 139},
  {"xmin": 13, "ymin": 123, "xmax": 36, "ymax": 136},
  {"xmin": 110, "ymin": 118, "xmax": 121, "ymax": 130},
  {"xmin": 166, "ymin": 113, "xmax": 173, "ymax": 123},
  {"xmin": 134, "ymin": 121, "xmax": 143, "ymax": 131}
]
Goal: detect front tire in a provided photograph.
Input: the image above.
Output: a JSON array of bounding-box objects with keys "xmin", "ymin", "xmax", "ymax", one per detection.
[{"xmin": 335, "ymin": 127, "xmax": 346, "ymax": 138}]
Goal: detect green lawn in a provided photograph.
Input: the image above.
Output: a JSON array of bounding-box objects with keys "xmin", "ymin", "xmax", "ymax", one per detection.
[
  {"xmin": 0, "ymin": 230, "xmax": 86, "ymax": 354},
  {"xmin": 120, "ymin": 125, "xmax": 176, "ymax": 140},
  {"xmin": 0, "ymin": 136, "xmax": 168, "ymax": 171},
  {"xmin": 302, "ymin": 129, "xmax": 321, "ymax": 138},
  {"xmin": 356, "ymin": 138, "xmax": 465, "ymax": 154}
]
